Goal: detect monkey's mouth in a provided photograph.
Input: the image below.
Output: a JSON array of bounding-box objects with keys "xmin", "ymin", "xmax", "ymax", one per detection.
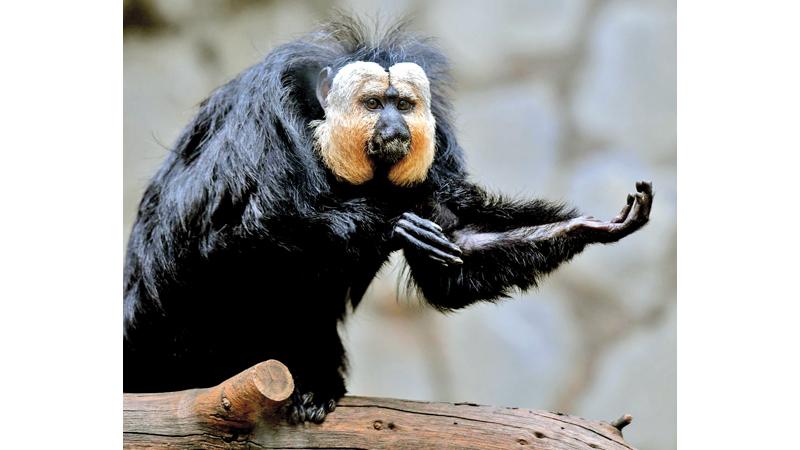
[{"xmin": 367, "ymin": 137, "xmax": 410, "ymax": 167}]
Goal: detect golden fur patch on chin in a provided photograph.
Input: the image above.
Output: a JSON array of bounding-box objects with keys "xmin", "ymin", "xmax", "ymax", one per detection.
[
  {"xmin": 387, "ymin": 62, "xmax": 436, "ymax": 187},
  {"xmin": 388, "ymin": 113, "xmax": 436, "ymax": 187}
]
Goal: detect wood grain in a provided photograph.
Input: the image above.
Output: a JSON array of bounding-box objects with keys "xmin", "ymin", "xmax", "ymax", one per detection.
[{"xmin": 123, "ymin": 360, "xmax": 636, "ymax": 449}]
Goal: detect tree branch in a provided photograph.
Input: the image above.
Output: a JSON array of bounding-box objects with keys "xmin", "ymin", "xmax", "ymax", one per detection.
[{"xmin": 123, "ymin": 359, "xmax": 637, "ymax": 449}]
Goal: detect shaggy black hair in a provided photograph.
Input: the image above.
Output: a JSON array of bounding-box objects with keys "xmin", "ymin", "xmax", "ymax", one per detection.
[
  {"xmin": 124, "ymin": 15, "xmax": 463, "ymax": 324},
  {"xmin": 124, "ymin": 15, "xmax": 650, "ymax": 423}
]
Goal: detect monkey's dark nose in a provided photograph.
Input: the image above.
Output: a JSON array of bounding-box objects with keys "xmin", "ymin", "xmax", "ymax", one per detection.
[
  {"xmin": 370, "ymin": 113, "xmax": 411, "ymax": 165},
  {"xmin": 377, "ymin": 122, "xmax": 411, "ymax": 143}
]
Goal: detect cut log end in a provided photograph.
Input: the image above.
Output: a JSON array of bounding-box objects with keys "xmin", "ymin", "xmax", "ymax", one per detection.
[
  {"xmin": 251, "ymin": 359, "xmax": 295, "ymax": 402},
  {"xmin": 191, "ymin": 359, "xmax": 294, "ymax": 428}
]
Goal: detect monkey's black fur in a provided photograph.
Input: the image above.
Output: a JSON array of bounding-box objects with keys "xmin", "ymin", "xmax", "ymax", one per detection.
[{"xmin": 124, "ymin": 17, "xmax": 636, "ymax": 423}]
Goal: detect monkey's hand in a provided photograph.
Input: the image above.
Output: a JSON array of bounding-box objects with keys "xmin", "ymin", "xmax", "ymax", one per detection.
[
  {"xmin": 393, "ymin": 212, "xmax": 463, "ymax": 266},
  {"xmin": 570, "ymin": 181, "xmax": 653, "ymax": 244}
]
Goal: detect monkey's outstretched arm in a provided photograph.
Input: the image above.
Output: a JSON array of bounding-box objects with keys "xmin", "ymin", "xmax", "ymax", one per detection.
[
  {"xmin": 397, "ymin": 182, "xmax": 653, "ymax": 310},
  {"xmin": 454, "ymin": 181, "xmax": 653, "ymax": 249}
]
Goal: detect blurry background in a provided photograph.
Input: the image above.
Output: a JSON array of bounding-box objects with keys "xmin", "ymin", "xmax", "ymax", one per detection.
[{"xmin": 124, "ymin": 0, "xmax": 675, "ymax": 448}]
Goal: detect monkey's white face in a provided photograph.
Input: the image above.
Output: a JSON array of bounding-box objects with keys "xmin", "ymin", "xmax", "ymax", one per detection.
[{"xmin": 311, "ymin": 61, "xmax": 436, "ymax": 187}]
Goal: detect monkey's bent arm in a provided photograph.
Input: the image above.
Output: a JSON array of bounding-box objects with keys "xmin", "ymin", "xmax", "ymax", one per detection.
[
  {"xmin": 398, "ymin": 182, "xmax": 653, "ymax": 309},
  {"xmin": 402, "ymin": 232, "xmax": 584, "ymax": 309}
]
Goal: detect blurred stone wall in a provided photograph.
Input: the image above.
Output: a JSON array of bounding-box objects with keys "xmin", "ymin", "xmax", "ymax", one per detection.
[{"xmin": 124, "ymin": 1, "xmax": 676, "ymax": 448}]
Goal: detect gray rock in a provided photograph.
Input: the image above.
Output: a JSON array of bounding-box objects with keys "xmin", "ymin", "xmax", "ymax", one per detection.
[
  {"xmin": 333, "ymin": 0, "xmax": 415, "ymax": 21},
  {"xmin": 576, "ymin": 304, "xmax": 677, "ymax": 450},
  {"xmin": 454, "ymin": 81, "xmax": 562, "ymax": 195},
  {"xmin": 424, "ymin": 0, "xmax": 588, "ymax": 84},
  {"xmin": 571, "ymin": 2, "xmax": 676, "ymax": 163},
  {"xmin": 432, "ymin": 290, "xmax": 580, "ymax": 407}
]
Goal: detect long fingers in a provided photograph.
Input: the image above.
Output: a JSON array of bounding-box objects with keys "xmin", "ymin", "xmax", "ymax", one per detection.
[
  {"xmin": 394, "ymin": 227, "xmax": 464, "ymax": 265},
  {"xmin": 612, "ymin": 194, "xmax": 635, "ymax": 223},
  {"xmin": 396, "ymin": 219, "xmax": 462, "ymax": 255},
  {"xmin": 394, "ymin": 213, "xmax": 463, "ymax": 266},
  {"xmin": 632, "ymin": 181, "xmax": 653, "ymax": 221},
  {"xmin": 614, "ymin": 180, "xmax": 653, "ymax": 234},
  {"xmin": 401, "ymin": 212, "xmax": 442, "ymax": 232}
]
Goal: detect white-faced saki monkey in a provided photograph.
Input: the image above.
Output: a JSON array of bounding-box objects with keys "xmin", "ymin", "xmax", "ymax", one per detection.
[{"xmin": 124, "ymin": 17, "xmax": 654, "ymax": 423}]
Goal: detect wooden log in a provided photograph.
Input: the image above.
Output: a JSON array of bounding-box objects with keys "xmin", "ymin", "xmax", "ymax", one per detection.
[
  {"xmin": 124, "ymin": 359, "xmax": 294, "ymax": 448},
  {"xmin": 124, "ymin": 359, "xmax": 636, "ymax": 449}
]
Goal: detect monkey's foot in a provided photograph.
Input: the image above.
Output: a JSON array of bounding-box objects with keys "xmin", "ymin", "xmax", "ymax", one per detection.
[
  {"xmin": 577, "ymin": 180, "xmax": 654, "ymax": 243},
  {"xmin": 393, "ymin": 212, "xmax": 463, "ymax": 266},
  {"xmin": 286, "ymin": 391, "xmax": 337, "ymax": 424}
]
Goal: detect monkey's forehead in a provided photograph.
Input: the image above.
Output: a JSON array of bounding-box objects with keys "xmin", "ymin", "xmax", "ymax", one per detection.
[
  {"xmin": 330, "ymin": 61, "xmax": 431, "ymax": 104},
  {"xmin": 388, "ymin": 63, "xmax": 432, "ymax": 106}
]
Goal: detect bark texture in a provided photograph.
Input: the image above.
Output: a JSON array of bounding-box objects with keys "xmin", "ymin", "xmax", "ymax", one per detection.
[{"xmin": 123, "ymin": 359, "xmax": 636, "ymax": 449}]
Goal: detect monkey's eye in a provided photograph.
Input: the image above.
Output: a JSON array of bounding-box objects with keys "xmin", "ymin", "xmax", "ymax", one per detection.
[
  {"xmin": 365, "ymin": 98, "xmax": 382, "ymax": 110},
  {"xmin": 397, "ymin": 99, "xmax": 413, "ymax": 111}
]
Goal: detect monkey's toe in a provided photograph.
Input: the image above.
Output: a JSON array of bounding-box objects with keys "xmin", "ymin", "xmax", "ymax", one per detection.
[
  {"xmin": 287, "ymin": 404, "xmax": 305, "ymax": 424},
  {"xmin": 307, "ymin": 405, "xmax": 328, "ymax": 423},
  {"xmin": 286, "ymin": 391, "xmax": 338, "ymax": 425}
]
